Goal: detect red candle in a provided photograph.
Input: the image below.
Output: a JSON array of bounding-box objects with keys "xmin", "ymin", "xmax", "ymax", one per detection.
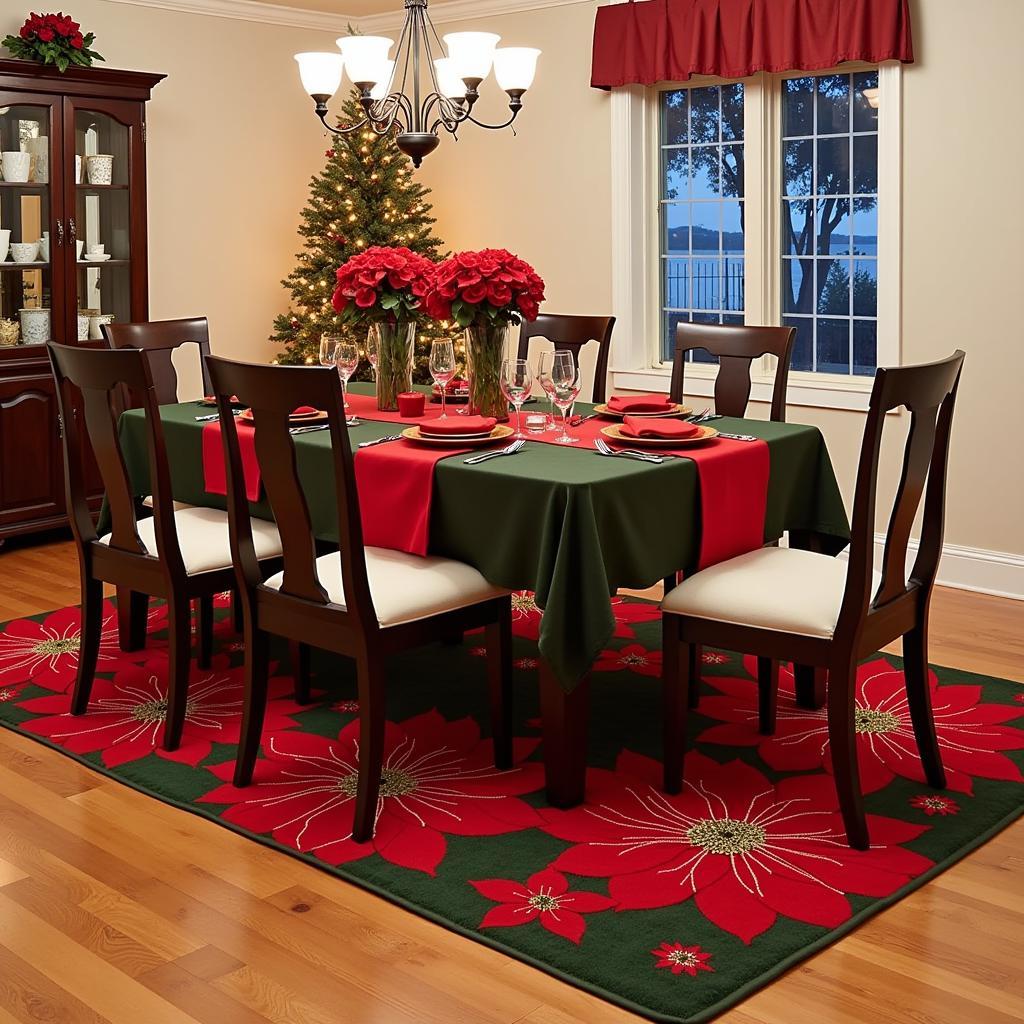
[{"xmin": 397, "ymin": 391, "xmax": 425, "ymax": 417}]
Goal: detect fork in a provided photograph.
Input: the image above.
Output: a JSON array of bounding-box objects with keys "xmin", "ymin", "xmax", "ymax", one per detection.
[
  {"xmin": 358, "ymin": 434, "xmax": 401, "ymax": 448},
  {"xmin": 594, "ymin": 438, "xmax": 663, "ymax": 464},
  {"xmin": 464, "ymin": 440, "xmax": 526, "ymax": 465},
  {"xmin": 684, "ymin": 408, "xmax": 711, "ymax": 422},
  {"xmin": 289, "ymin": 424, "xmax": 330, "ymax": 435}
]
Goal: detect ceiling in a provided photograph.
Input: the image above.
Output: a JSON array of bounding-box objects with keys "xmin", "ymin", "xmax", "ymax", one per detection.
[{"xmin": 242, "ymin": 0, "xmax": 400, "ymax": 15}]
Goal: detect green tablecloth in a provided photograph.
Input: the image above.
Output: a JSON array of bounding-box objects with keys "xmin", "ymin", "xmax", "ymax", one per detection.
[{"xmin": 116, "ymin": 384, "xmax": 850, "ymax": 689}]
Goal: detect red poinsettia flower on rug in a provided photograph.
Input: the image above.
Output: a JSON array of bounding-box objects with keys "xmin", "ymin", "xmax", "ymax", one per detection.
[
  {"xmin": 697, "ymin": 656, "xmax": 1024, "ymax": 795},
  {"xmin": 0, "ymin": 682, "xmax": 26, "ymax": 703},
  {"xmin": 701, "ymin": 650, "xmax": 729, "ymax": 666},
  {"xmin": 1013, "ymin": 693, "xmax": 1024, "ymax": 704},
  {"xmin": 909, "ymin": 794, "xmax": 960, "ymax": 817},
  {"xmin": 651, "ymin": 941, "xmax": 714, "ymax": 977},
  {"xmin": 594, "ymin": 643, "xmax": 662, "ymax": 678},
  {"xmin": 17, "ymin": 655, "xmax": 302, "ymax": 768},
  {"xmin": 541, "ymin": 750, "xmax": 933, "ymax": 944},
  {"xmin": 471, "ymin": 867, "xmax": 615, "ymax": 944},
  {"xmin": 609, "ymin": 596, "xmax": 661, "ymax": 639},
  {"xmin": 199, "ymin": 710, "xmax": 545, "ymax": 876},
  {"xmin": 0, "ymin": 600, "xmax": 162, "ymax": 693},
  {"xmin": 510, "ymin": 591, "xmax": 542, "ymax": 640}
]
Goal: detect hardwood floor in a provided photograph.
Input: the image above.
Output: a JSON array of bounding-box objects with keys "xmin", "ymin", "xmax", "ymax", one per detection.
[{"xmin": 0, "ymin": 533, "xmax": 1021, "ymax": 1024}]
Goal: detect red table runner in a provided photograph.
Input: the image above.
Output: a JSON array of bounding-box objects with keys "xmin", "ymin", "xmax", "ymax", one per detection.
[{"xmin": 201, "ymin": 395, "xmax": 769, "ymax": 569}]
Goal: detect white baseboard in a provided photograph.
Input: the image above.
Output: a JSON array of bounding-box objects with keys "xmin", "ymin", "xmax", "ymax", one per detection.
[{"xmin": 835, "ymin": 536, "xmax": 1024, "ymax": 602}]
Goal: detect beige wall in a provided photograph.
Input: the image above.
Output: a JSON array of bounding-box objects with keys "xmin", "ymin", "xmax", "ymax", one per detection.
[{"xmin": 419, "ymin": 0, "xmax": 1024, "ymax": 561}]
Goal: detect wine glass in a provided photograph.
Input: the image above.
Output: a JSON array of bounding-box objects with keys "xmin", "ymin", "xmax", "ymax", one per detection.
[
  {"xmin": 537, "ymin": 350, "xmax": 559, "ymax": 431},
  {"xmin": 551, "ymin": 353, "xmax": 582, "ymax": 444},
  {"xmin": 319, "ymin": 334, "xmax": 341, "ymax": 370},
  {"xmin": 365, "ymin": 330, "xmax": 378, "ymax": 387},
  {"xmin": 500, "ymin": 358, "xmax": 533, "ymax": 438},
  {"xmin": 429, "ymin": 339, "xmax": 456, "ymax": 419},
  {"xmin": 335, "ymin": 339, "xmax": 360, "ymax": 422}
]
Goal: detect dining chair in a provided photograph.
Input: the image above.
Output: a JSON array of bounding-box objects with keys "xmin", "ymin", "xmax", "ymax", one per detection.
[
  {"xmin": 205, "ymin": 356, "xmax": 515, "ymax": 843},
  {"xmin": 660, "ymin": 350, "xmax": 966, "ymax": 849},
  {"xmin": 46, "ymin": 342, "xmax": 285, "ymax": 751},
  {"xmin": 103, "ymin": 316, "xmax": 213, "ymax": 404},
  {"xmin": 517, "ymin": 313, "xmax": 615, "ymax": 404},
  {"xmin": 669, "ymin": 322, "xmax": 796, "ymax": 422}
]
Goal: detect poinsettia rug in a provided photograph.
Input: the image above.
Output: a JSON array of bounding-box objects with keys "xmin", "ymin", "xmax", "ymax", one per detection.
[{"xmin": 0, "ymin": 591, "xmax": 1022, "ymax": 1023}]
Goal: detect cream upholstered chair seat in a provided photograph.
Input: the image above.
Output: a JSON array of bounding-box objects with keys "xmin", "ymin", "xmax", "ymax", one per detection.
[
  {"xmin": 263, "ymin": 548, "xmax": 509, "ymax": 628},
  {"xmin": 142, "ymin": 495, "xmax": 192, "ymax": 512},
  {"xmin": 662, "ymin": 547, "xmax": 879, "ymax": 639},
  {"xmin": 100, "ymin": 506, "xmax": 282, "ymax": 576}
]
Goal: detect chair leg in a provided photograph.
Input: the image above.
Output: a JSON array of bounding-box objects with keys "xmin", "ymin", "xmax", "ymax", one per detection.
[
  {"xmin": 195, "ymin": 595, "xmax": 214, "ymax": 670},
  {"xmin": 757, "ymin": 657, "xmax": 778, "ymax": 735},
  {"xmin": 827, "ymin": 658, "xmax": 869, "ymax": 850},
  {"xmin": 116, "ymin": 586, "xmax": 148, "ymax": 652},
  {"xmin": 662, "ymin": 616, "xmax": 690, "ymax": 794},
  {"xmin": 163, "ymin": 595, "xmax": 193, "ymax": 752},
  {"xmin": 232, "ymin": 588, "xmax": 244, "ymax": 634},
  {"xmin": 485, "ymin": 601, "xmax": 514, "ymax": 771},
  {"xmin": 289, "ymin": 641, "xmax": 313, "ymax": 705},
  {"xmin": 352, "ymin": 655, "xmax": 387, "ymax": 843},
  {"xmin": 903, "ymin": 622, "xmax": 946, "ymax": 789},
  {"xmin": 233, "ymin": 626, "xmax": 271, "ymax": 787},
  {"xmin": 794, "ymin": 663, "xmax": 826, "ymax": 709},
  {"xmin": 688, "ymin": 644, "xmax": 701, "ymax": 708},
  {"xmin": 71, "ymin": 577, "xmax": 103, "ymax": 715}
]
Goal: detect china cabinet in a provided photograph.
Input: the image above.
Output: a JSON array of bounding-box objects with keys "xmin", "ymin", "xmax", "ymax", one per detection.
[{"xmin": 0, "ymin": 59, "xmax": 163, "ymax": 540}]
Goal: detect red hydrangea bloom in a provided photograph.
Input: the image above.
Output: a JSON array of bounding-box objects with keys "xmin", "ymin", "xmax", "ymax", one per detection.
[
  {"xmin": 424, "ymin": 249, "xmax": 545, "ymax": 323},
  {"xmin": 594, "ymin": 643, "xmax": 661, "ymax": 678},
  {"xmin": 331, "ymin": 246, "xmax": 434, "ymax": 323},
  {"xmin": 199, "ymin": 710, "xmax": 545, "ymax": 876},
  {"xmin": 17, "ymin": 655, "xmax": 302, "ymax": 768},
  {"xmin": 697, "ymin": 656, "xmax": 1024, "ymax": 795},
  {"xmin": 0, "ymin": 600, "xmax": 162, "ymax": 693},
  {"xmin": 471, "ymin": 867, "xmax": 615, "ymax": 944},
  {"xmin": 909, "ymin": 794, "xmax": 959, "ymax": 816},
  {"xmin": 541, "ymin": 749, "xmax": 933, "ymax": 944},
  {"xmin": 651, "ymin": 941, "xmax": 714, "ymax": 977}
]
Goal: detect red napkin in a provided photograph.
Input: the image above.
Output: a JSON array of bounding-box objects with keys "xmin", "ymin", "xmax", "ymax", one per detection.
[
  {"xmin": 434, "ymin": 377, "xmax": 469, "ymax": 393},
  {"xmin": 607, "ymin": 393, "xmax": 676, "ymax": 413},
  {"xmin": 202, "ymin": 421, "xmax": 261, "ymax": 501},
  {"xmin": 292, "ymin": 405, "xmax": 318, "ymax": 417},
  {"xmin": 418, "ymin": 415, "xmax": 496, "ymax": 436},
  {"xmin": 620, "ymin": 416, "xmax": 700, "ymax": 440}
]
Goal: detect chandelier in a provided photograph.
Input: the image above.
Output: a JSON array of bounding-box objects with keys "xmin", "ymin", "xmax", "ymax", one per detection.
[{"xmin": 294, "ymin": 0, "xmax": 541, "ymax": 168}]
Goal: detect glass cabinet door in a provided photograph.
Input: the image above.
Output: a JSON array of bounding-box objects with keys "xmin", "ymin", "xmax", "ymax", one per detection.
[
  {"xmin": 0, "ymin": 98, "xmax": 62, "ymax": 347},
  {"xmin": 68, "ymin": 99, "xmax": 141, "ymax": 343}
]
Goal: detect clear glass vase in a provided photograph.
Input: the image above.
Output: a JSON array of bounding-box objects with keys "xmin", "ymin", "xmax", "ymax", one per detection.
[
  {"xmin": 465, "ymin": 322, "xmax": 511, "ymax": 420},
  {"xmin": 369, "ymin": 321, "xmax": 415, "ymax": 411}
]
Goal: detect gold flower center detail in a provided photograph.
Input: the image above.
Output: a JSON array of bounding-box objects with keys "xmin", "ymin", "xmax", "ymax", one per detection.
[
  {"xmin": 131, "ymin": 697, "xmax": 195, "ymax": 724},
  {"xmin": 621, "ymin": 653, "xmax": 648, "ymax": 666},
  {"xmin": 688, "ymin": 817, "xmax": 766, "ymax": 855},
  {"xmin": 512, "ymin": 593, "xmax": 539, "ymax": 616},
  {"xmin": 528, "ymin": 893, "xmax": 560, "ymax": 911},
  {"xmin": 339, "ymin": 767, "xmax": 417, "ymax": 799},
  {"xmin": 855, "ymin": 707, "xmax": 901, "ymax": 734},
  {"xmin": 33, "ymin": 637, "xmax": 80, "ymax": 657},
  {"xmin": 667, "ymin": 949, "xmax": 700, "ymax": 968}
]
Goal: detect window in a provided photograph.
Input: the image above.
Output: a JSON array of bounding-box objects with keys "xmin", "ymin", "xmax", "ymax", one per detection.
[
  {"xmin": 614, "ymin": 63, "xmax": 899, "ymax": 408},
  {"xmin": 659, "ymin": 84, "xmax": 745, "ymax": 363}
]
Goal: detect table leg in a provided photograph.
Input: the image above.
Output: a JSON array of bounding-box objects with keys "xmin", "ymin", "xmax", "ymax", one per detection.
[
  {"xmin": 539, "ymin": 661, "xmax": 590, "ymax": 808},
  {"xmin": 794, "ymin": 663, "xmax": 826, "ymax": 710}
]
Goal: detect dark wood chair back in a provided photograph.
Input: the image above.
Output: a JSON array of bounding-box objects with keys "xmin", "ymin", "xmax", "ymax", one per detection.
[
  {"xmin": 103, "ymin": 317, "xmax": 213, "ymax": 404},
  {"xmin": 517, "ymin": 313, "xmax": 615, "ymax": 403},
  {"xmin": 46, "ymin": 342, "xmax": 186, "ymax": 576},
  {"xmin": 670, "ymin": 323, "xmax": 796, "ymax": 422},
  {"xmin": 838, "ymin": 351, "xmax": 966, "ymax": 637},
  {"xmin": 204, "ymin": 357, "xmax": 376, "ymax": 633}
]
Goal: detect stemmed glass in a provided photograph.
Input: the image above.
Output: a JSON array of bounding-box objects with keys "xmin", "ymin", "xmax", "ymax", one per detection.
[
  {"xmin": 551, "ymin": 352, "xmax": 582, "ymax": 444},
  {"xmin": 537, "ymin": 350, "xmax": 558, "ymax": 432},
  {"xmin": 334, "ymin": 339, "xmax": 360, "ymax": 423},
  {"xmin": 364, "ymin": 329, "xmax": 378, "ymax": 389},
  {"xmin": 429, "ymin": 339, "xmax": 456, "ymax": 419},
  {"xmin": 319, "ymin": 334, "xmax": 341, "ymax": 371},
  {"xmin": 500, "ymin": 358, "xmax": 533, "ymax": 438}
]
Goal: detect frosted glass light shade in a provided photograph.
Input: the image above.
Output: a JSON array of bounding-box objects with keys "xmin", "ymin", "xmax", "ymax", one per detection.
[
  {"xmin": 493, "ymin": 47, "xmax": 541, "ymax": 92},
  {"xmin": 294, "ymin": 52, "xmax": 344, "ymax": 97},
  {"xmin": 443, "ymin": 32, "xmax": 501, "ymax": 81},
  {"xmin": 337, "ymin": 35, "xmax": 393, "ymax": 86},
  {"xmin": 369, "ymin": 60, "xmax": 396, "ymax": 101},
  {"xmin": 433, "ymin": 58, "xmax": 468, "ymax": 99}
]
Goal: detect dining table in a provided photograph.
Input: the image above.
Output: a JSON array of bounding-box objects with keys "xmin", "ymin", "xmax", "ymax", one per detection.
[{"xmin": 114, "ymin": 382, "xmax": 851, "ymax": 807}]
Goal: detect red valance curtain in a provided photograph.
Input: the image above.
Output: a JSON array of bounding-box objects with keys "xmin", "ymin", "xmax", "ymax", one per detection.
[{"xmin": 591, "ymin": 0, "xmax": 914, "ymax": 89}]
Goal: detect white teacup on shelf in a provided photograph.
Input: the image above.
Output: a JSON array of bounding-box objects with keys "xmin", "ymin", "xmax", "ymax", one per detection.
[
  {"xmin": 10, "ymin": 241, "xmax": 39, "ymax": 263},
  {"xmin": 87, "ymin": 243, "xmax": 104, "ymax": 255},
  {"xmin": 0, "ymin": 229, "xmax": 9, "ymax": 262},
  {"xmin": 19, "ymin": 307, "xmax": 50, "ymax": 345},
  {"xmin": 39, "ymin": 233, "xmax": 50, "ymax": 262},
  {"xmin": 26, "ymin": 137, "xmax": 48, "ymax": 183},
  {"xmin": 1, "ymin": 151, "xmax": 31, "ymax": 183},
  {"xmin": 86, "ymin": 154, "xmax": 114, "ymax": 185}
]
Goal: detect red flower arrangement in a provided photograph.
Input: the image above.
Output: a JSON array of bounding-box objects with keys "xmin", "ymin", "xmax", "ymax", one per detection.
[
  {"xmin": 3, "ymin": 12, "xmax": 103, "ymax": 71},
  {"xmin": 424, "ymin": 249, "xmax": 545, "ymax": 327},
  {"xmin": 331, "ymin": 245, "xmax": 434, "ymax": 324}
]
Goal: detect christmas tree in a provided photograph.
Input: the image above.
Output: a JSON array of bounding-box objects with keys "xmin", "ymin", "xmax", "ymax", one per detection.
[{"xmin": 272, "ymin": 89, "xmax": 460, "ymax": 380}]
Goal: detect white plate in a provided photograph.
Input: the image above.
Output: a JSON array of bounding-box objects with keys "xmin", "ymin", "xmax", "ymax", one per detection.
[{"xmin": 84, "ymin": 254, "xmax": 112, "ymax": 262}]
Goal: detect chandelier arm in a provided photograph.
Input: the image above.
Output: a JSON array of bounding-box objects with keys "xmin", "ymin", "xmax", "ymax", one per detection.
[
  {"xmin": 315, "ymin": 104, "xmax": 370, "ymax": 136},
  {"xmin": 428, "ymin": 95, "xmax": 470, "ymax": 135},
  {"xmin": 463, "ymin": 100, "xmax": 524, "ymax": 132}
]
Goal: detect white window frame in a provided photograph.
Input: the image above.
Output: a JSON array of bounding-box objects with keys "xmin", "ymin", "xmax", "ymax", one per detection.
[{"xmin": 609, "ymin": 62, "xmax": 902, "ymax": 412}]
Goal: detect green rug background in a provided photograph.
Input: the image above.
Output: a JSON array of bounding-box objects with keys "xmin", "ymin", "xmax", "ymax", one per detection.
[{"xmin": 1, "ymin": 598, "xmax": 1021, "ymax": 1024}]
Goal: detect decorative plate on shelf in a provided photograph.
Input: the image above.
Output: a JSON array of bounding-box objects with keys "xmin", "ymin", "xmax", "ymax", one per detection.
[
  {"xmin": 600, "ymin": 423, "xmax": 719, "ymax": 447},
  {"xmin": 592, "ymin": 402, "xmax": 692, "ymax": 420},
  {"xmin": 401, "ymin": 424, "xmax": 515, "ymax": 448}
]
